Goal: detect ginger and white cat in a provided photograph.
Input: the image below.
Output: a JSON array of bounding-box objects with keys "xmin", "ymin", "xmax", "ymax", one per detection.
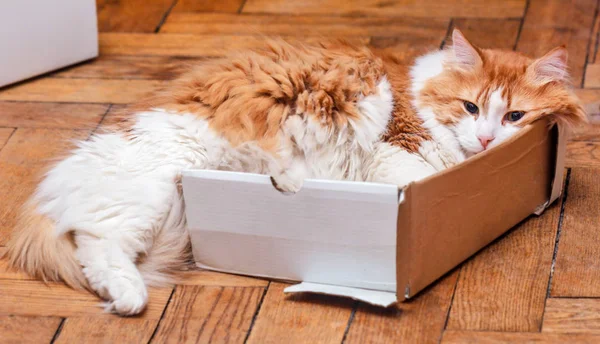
[{"xmin": 6, "ymin": 30, "xmax": 586, "ymax": 315}]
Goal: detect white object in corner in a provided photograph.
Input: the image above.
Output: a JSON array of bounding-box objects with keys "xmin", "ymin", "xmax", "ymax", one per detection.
[{"xmin": 0, "ymin": 0, "xmax": 98, "ymax": 88}]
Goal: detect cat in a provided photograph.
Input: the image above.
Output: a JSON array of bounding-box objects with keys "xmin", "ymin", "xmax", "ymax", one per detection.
[{"xmin": 5, "ymin": 29, "xmax": 587, "ymax": 316}]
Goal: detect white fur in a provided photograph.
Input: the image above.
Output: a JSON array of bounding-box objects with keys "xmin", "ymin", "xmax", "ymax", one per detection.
[
  {"xmin": 31, "ymin": 78, "xmax": 395, "ymax": 315},
  {"xmin": 452, "ymin": 88, "xmax": 520, "ymax": 155},
  {"xmin": 410, "ymin": 51, "xmax": 522, "ymax": 158},
  {"xmin": 410, "ymin": 51, "xmax": 467, "ymax": 164},
  {"xmin": 367, "ymin": 142, "xmax": 438, "ymax": 187}
]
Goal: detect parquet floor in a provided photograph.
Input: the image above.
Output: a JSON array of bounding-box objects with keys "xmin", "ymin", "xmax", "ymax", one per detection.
[{"xmin": 1, "ymin": 0, "xmax": 600, "ymax": 343}]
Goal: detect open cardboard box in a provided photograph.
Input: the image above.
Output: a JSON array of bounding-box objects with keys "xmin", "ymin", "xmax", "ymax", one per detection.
[{"xmin": 182, "ymin": 119, "xmax": 565, "ymax": 307}]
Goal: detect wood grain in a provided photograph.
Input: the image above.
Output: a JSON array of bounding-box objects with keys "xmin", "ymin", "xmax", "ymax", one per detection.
[
  {"xmin": 0, "ymin": 102, "xmax": 107, "ymax": 129},
  {"xmin": 566, "ymin": 142, "xmax": 600, "ymax": 168},
  {"xmin": 446, "ymin": 203, "xmax": 562, "ymax": 331},
  {"xmin": 55, "ymin": 317, "xmax": 159, "ymax": 344},
  {"xmin": 176, "ymin": 269, "xmax": 269, "ymax": 287},
  {"xmin": 161, "ymin": 12, "xmax": 449, "ymax": 38},
  {"xmin": 0, "ymin": 129, "xmax": 89, "ymax": 245},
  {"xmin": 450, "ymin": 19, "xmax": 521, "ymax": 49},
  {"xmin": 551, "ymin": 168, "xmax": 600, "ymax": 296},
  {"xmin": 0, "ymin": 248, "xmax": 34, "ymax": 280},
  {"xmin": 53, "ymin": 55, "xmax": 208, "ymax": 80},
  {"xmin": 344, "ymin": 272, "xmax": 458, "ymax": 344},
  {"xmin": 0, "ymin": 279, "xmax": 171, "ymax": 319},
  {"xmin": 99, "ymin": 33, "xmax": 369, "ymax": 57},
  {"xmin": 246, "ymin": 282, "xmax": 354, "ymax": 344},
  {"xmin": 589, "ymin": 12, "xmax": 600, "ymax": 64},
  {"xmin": 151, "ymin": 286, "xmax": 264, "ymax": 343},
  {"xmin": 243, "ymin": 0, "xmax": 526, "ymax": 18},
  {"xmin": 0, "ymin": 78, "xmax": 163, "ymax": 104},
  {"xmin": 0, "ymin": 128, "xmax": 14, "ymax": 150},
  {"xmin": 543, "ymin": 298, "xmax": 600, "ymax": 333},
  {"xmin": 584, "ymin": 64, "xmax": 600, "ymax": 88},
  {"xmin": 516, "ymin": 0, "xmax": 597, "ymax": 86},
  {"xmin": 97, "ymin": 0, "xmax": 177, "ymax": 32},
  {"xmin": 442, "ymin": 330, "xmax": 600, "ymax": 343},
  {"xmin": 172, "ymin": 0, "xmax": 245, "ymax": 13},
  {"xmin": 0, "ymin": 315, "xmax": 62, "ymax": 344}
]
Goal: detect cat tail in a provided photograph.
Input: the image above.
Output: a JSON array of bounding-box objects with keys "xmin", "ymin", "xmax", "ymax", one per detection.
[
  {"xmin": 137, "ymin": 191, "xmax": 192, "ymax": 287},
  {"xmin": 4, "ymin": 202, "xmax": 89, "ymax": 290}
]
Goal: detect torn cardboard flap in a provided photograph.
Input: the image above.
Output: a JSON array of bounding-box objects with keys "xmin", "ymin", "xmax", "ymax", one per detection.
[
  {"xmin": 183, "ymin": 120, "xmax": 565, "ymax": 306},
  {"xmin": 284, "ymin": 282, "xmax": 397, "ymax": 307}
]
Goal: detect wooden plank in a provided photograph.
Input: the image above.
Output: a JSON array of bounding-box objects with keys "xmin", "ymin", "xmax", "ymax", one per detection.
[
  {"xmin": 344, "ymin": 272, "xmax": 458, "ymax": 343},
  {"xmin": 0, "ymin": 315, "xmax": 62, "ymax": 344},
  {"xmin": 450, "ymin": 19, "xmax": 521, "ymax": 49},
  {"xmin": 516, "ymin": 0, "xmax": 597, "ymax": 86},
  {"xmin": 172, "ymin": 0, "xmax": 245, "ymax": 13},
  {"xmin": 0, "ymin": 279, "xmax": 171, "ymax": 319},
  {"xmin": 99, "ymin": 33, "xmax": 369, "ymax": 57},
  {"xmin": 0, "ymin": 129, "xmax": 89, "ymax": 245},
  {"xmin": 0, "ymin": 248, "xmax": 34, "ymax": 280},
  {"xmin": 584, "ymin": 64, "xmax": 600, "ymax": 88},
  {"xmin": 0, "ymin": 102, "xmax": 107, "ymax": 129},
  {"xmin": 589, "ymin": 12, "xmax": 600, "ymax": 64},
  {"xmin": 97, "ymin": 0, "xmax": 177, "ymax": 33},
  {"xmin": 161, "ymin": 12, "xmax": 449, "ymax": 38},
  {"xmin": 566, "ymin": 142, "xmax": 600, "ymax": 168},
  {"xmin": 446, "ymin": 203, "xmax": 562, "ymax": 331},
  {"xmin": 442, "ymin": 330, "xmax": 600, "ymax": 343},
  {"xmin": 575, "ymin": 88, "xmax": 600, "ymax": 105},
  {"xmin": 246, "ymin": 282, "xmax": 354, "ymax": 344},
  {"xmin": 53, "ymin": 55, "xmax": 208, "ymax": 80},
  {"xmin": 551, "ymin": 168, "xmax": 600, "ymax": 296},
  {"xmin": 571, "ymin": 123, "xmax": 600, "ymax": 141},
  {"xmin": 243, "ymin": 0, "xmax": 526, "ymax": 18},
  {"xmin": 55, "ymin": 317, "xmax": 159, "ymax": 344},
  {"xmin": 152, "ymin": 286, "xmax": 264, "ymax": 343},
  {"xmin": 176, "ymin": 269, "xmax": 269, "ymax": 287},
  {"xmin": 0, "ymin": 128, "xmax": 14, "ymax": 150},
  {"xmin": 543, "ymin": 298, "xmax": 600, "ymax": 333},
  {"xmin": 0, "ymin": 78, "xmax": 163, "ymax": 104}
]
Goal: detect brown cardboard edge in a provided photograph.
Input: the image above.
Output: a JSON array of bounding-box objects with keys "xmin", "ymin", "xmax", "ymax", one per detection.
[
  {"xmin": 396, "ymin": 187, "xmax": 412, "ymax": 301},
  {"xmin": 395, "ymin": 119, "xmax": 561, "ymax": 301}
]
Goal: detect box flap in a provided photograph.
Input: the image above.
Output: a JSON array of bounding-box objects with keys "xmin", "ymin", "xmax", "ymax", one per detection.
[
  {"xmin": 535, "ymin": 123, "xmax": 566, "ymax": 215},
  {"xmin": 182, "ymin": 170, "xmax": 400, "ymax": 292},
  {"xmin": 284, "ymin": 282, "xmax": 397, "ymax": 307}
]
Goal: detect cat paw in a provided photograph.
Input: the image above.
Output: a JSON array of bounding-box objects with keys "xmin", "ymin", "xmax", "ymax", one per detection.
[
  {"xmin": 270, "ymin": 174, "xmax": 303, "ymax": 194},
  {"xmin": 104, "ymin": 287, "xmax": 148, "ymax": 316}
]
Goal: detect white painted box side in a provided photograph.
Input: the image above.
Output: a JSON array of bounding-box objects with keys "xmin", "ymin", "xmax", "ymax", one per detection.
[{"xmin": 182, "ymin": 170, "xmax": 399, "ymax": 292}]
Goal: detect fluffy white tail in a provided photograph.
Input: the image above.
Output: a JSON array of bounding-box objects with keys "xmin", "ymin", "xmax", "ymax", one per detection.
[
  {"xmin": 5, "ymin": 200, "xmax": 192, "ymax": 290},
  {"xmin": 5, "ymin": 203, "xmax": 89, "ymax": 289}
]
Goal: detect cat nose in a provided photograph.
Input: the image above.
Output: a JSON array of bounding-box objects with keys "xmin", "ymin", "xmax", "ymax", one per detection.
[{"xmin": 478, "ymin": 135, "xmax": 494, "ymax": 149}]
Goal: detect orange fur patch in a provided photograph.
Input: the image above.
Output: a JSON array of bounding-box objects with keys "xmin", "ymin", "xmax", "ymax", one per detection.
[
  {"xmin": 419, "ymin": 46, "xmax": 587, "ymax": 129},
  {"xmin": 131, "ymin": 39, "xmax": 387, "ymax": 152}
]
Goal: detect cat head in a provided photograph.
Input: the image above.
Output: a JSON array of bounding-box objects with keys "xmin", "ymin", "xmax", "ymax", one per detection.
[{"xmin": 412, "ymin": 29, "xmax": 587, "ymax": 156}]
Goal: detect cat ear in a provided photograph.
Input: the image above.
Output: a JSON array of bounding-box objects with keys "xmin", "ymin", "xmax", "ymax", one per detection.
[
  {"xmin": 449, "ymin": 29, "xmax": 482, "ymax": 69},
  {"xmin": 527, "ymin": 46, "xmax": 569, "ymax": 84}
]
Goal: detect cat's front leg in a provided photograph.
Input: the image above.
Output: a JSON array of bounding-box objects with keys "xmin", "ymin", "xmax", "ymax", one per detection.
[{"xmin": 366, "ymin": 142, "xmax": 438, "ymax": 188}]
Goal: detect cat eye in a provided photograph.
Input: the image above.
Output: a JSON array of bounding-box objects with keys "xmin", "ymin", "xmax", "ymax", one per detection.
[
  {"xmin": 506, "ymin": 111, "xmax": 525, "ymax": 122},
  {"xmin": 464, "ymin": 101, "xmax": 479, "ymax": 115}
]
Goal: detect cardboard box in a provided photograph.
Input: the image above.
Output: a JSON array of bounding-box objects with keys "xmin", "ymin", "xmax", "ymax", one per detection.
[
  {"xmin": 182, "ymin": 120, "xmax": 565, "ymax": 306},
  {"xmin": 0, "ymin": 1, "xmax": 98, "ymax": 88}
]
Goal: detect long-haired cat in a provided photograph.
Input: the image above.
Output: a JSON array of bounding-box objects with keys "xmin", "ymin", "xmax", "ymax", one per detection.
[{"xmin": 5, "ymin": 30, "xmax": 586, "ymax": 315}]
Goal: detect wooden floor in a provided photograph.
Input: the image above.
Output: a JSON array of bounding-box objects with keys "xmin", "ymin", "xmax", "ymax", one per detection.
[{"xmin": 2, "ymin": 0, "xmax": 600, "ymax": 343}]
